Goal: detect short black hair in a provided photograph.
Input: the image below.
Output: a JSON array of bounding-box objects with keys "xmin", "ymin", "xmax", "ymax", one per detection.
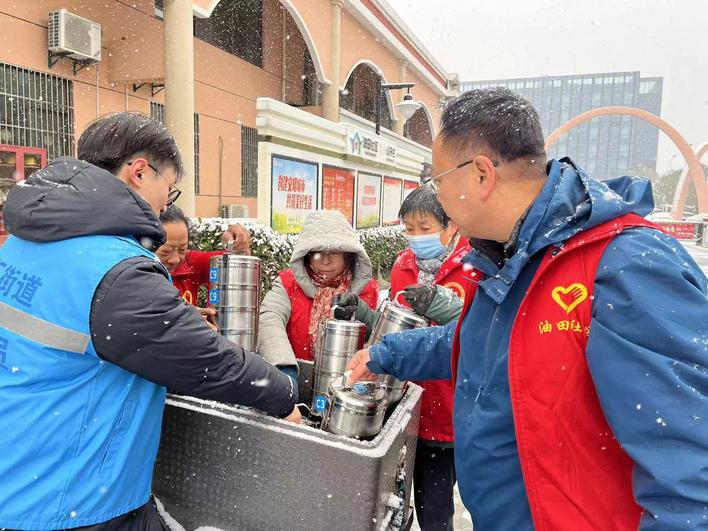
[
  {"xmin": 77, "ymin": 111, "xmax": 183, "ymax": 179},
  {"xmin": 159, "ymin": 204, "xmax": 190, "ymax": 231},
  {"xmin": 398, "ymin": 185, "xmax": 450, "ymax": 227},
  {"xmin": 440, "ymin": 87, "xmax": 546, "ymax": 162}
]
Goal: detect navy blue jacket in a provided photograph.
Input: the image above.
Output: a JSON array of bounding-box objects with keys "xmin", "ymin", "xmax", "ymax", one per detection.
[{"xmin": 369, "ymin": 159, "xmax": 708, "ymax": 530}]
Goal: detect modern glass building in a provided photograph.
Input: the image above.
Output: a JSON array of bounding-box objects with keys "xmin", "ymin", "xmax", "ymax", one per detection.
[{"xmin": 461, "ymin": 72, "xmax": 663, "ymax": 179}]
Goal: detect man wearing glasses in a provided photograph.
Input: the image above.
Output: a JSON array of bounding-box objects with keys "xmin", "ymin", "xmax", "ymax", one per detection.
[
  {"xmin": 0, "ymin": 112, "xmax": 299, "ymax": 530},
  {"xmin": 349, "ymin": 88, "xmax": 708, "ymax": 529},
  {"xmin": 127, "ymin": 159, "xmax": 182, "ymax": 209}
]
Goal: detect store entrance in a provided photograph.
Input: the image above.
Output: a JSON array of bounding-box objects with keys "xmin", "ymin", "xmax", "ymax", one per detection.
[{"xmin": 0, "ymin": 144, "xmax": 47, "ymax": 245}]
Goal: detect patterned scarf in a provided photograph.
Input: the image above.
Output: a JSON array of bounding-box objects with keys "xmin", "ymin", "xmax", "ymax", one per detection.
[
  {"xmin": 306, "ymin": 263, "xmax": 353, "ymax": 350},
  {"xmin": 416, "ymin": 233, "xmax": 459, "ymax": 285}
]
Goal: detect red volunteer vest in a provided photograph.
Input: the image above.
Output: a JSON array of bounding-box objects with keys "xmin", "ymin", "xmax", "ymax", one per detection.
[
  {"xmin": 452, "ymin": 214, "xmax": 658, "ymax": 530},
  {"xmin": 279, "ymin": 269, "xmax": 379, "ymax": 361},
  {"xmin": 389, "ymin": 239, "xmax": 475, "ymax": 443},
  {"xmin": 171, "ymin": 249, "xmax": 224, "ymax": 305}
]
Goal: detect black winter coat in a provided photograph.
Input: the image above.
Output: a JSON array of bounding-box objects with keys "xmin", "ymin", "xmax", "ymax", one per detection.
[{"xmin": 4, "ymin": 158, "xmax": 297, "ymax": 418}]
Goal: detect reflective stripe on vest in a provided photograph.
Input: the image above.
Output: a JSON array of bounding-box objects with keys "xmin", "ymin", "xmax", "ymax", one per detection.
[{"xmin": 0, "ymin": 300, "xmax": 90, "ymax": 353}]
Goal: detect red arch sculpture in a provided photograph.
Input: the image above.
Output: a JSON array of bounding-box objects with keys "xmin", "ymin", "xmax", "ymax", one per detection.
[
  {"xmin": 672, "ymin": 141, "xmax": 708, "ymax": 215},
  {"xmin": 545, "ymin": 106, "xmax": 708, "ymax": 219}
]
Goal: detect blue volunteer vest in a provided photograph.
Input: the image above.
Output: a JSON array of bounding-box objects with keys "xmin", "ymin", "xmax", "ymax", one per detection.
[{"xmin": 0, "ymin": 234, "xmax": 167, "ymax": 530}]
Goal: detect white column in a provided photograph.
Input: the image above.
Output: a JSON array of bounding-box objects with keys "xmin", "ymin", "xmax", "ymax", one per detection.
[
  {"xmin": 321, "ymin": 0, "xmax": 344, "ymax": 122},
  {"xmin": 164, "ymin": 0, "xmax": 195, "ymax": 216}
]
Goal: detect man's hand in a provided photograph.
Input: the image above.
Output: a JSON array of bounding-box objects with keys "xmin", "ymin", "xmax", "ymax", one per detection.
[
  {"xmin": 283, "ymin": 405, "xmax": 302, "ymax": 424},
  {"xmin": 195, "ymin": 306, "xmax": 218, "ymax": 332},
  {"xmin": 332, "ymin": 293, "xmax": 359, "ymax": 320},
  {"xmin": 221, "ymin": 224, "xmax": 251, "ymax": 255},
  {"xmin": 346, "ymin": 348, "xmax": 377, "ymax": 385}
]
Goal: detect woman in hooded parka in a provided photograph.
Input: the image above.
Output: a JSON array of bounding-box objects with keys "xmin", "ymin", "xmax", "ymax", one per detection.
[{"xmin": 257, "ymin": 210, "xmax": 379, "ymax": 388}]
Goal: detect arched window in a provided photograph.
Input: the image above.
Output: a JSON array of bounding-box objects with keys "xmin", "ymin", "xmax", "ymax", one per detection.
[
  {"xmin": 404, "ymin": 107, "xmax": 433, "ymax": 147},
  {"xmin": 340, "ymin": 63, "xmax": 392, "ymax": 129}
]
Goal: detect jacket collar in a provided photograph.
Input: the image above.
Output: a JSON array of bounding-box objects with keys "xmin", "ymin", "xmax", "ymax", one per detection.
[
  {"xmin": 470, "ymin": 204, "xmax": 531, "ymax": 270},
  {"xmin": 462, "ymin": 157, "xmax": 653, "ymax": 304}
]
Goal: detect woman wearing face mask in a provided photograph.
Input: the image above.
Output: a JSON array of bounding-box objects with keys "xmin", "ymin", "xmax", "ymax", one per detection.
[
  {"xmin": 257, "ymin": 210, "xmax": 379, "ymax": 390},
  {"xmin": 333, "ymin": 186, "xmax": 472, "ymax": 531}
]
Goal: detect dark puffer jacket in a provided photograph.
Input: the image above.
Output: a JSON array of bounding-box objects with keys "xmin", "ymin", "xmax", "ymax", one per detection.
[{"xmin": 4, "ymin": 158, "xmax": 297, "ymax": 415}]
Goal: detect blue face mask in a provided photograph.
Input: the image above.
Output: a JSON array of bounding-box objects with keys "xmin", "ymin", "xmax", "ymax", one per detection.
[{"xmin": 407, "ymin": 232, "xmax": 446, "ymax": 259}]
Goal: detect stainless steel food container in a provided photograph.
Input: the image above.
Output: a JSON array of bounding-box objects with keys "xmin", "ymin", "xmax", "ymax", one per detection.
[
  {"xmin": 152, "ymin": 359, "xmax": 422, "ymax": 531},
  {"xmin": 208, "ymin": 254, "xmax": 261, "ymax": 351},
  {"xmin": 322, "ymin": 380, "xmax": 388, "ymax": 439},
  {"xmin": 368, "ymin": 300, "xmax": 429, "ymax": 404},
  {"xmin": 311, "ymin": 319, "xmax": 366, "ymax": 414}
]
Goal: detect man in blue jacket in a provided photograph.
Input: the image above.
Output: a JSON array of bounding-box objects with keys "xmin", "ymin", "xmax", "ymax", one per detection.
[
  {"xmin": 348, "ymin": 88, "xmax": 708, "ymax": 530},
  {"xmin": 0, "ymin": 112, "xmax": 299, "ymax": 530}
]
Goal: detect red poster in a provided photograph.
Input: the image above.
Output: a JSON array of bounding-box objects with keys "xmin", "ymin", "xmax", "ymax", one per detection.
[
  {"xmin": 383, "ymin": 177, "xmax": 403, "ymax": 225},
  {"xmin": 322, "ymin": 166, "xmax": 355, "ymax": 225},
  {"xmin": 403, "ymin": 180, "xmax": 419, "ymax": 200}
]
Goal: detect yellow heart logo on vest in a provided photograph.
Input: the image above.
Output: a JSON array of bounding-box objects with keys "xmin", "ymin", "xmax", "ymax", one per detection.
[
  {"xmin": 442, "ymin": 281, "xmax": 465, "ymax": 300},
  {"xmin": 551, "ymin": 283, "xmax": 588, "ymax": 314}
]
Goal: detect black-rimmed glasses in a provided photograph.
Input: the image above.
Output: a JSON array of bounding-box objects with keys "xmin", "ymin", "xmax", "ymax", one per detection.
[{"xmin": 126, "ymin": 160, "xmax": 181, "ymax": 205}]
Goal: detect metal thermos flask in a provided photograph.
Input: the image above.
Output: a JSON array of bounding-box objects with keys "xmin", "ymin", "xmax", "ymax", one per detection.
[
  {"xmin": 322, "ymin": 380, "xmax": 388, "ymax": 439},
  {"xmin": 311, "ymin": 318, "xmax": 366, "ymax": 414},
  {"xmin": 367, "ymin": 299, "xmax": 429, "ymax": 405},
  {"xmin": 208, "ymin": 250, "xmax": 261, "ymax": 351}
]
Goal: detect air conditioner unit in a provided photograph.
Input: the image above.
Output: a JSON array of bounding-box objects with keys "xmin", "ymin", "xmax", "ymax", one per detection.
[
  {"xmin": 220, "ymin": 204, "xmax": 250, "ymax": 219},
  {"xmin": 48, "ymin": 9, "xmax": 101, "ymax": 63}
]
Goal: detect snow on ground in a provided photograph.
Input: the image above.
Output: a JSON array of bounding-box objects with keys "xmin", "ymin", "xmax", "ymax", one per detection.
[
  {"xmin": 156, "ymin": 496, "xmax": 226, "ymax": 531},
  {"xmin": 408, "ymin": 485, "xmax": 473, "ymax": 531},
  {"xmin": 154, "ymin": 497, "xmax": 187, "ymax": 531},
  {"xmin": 684, "ymin": 241, "xmax": 708, "ymax": 276}
]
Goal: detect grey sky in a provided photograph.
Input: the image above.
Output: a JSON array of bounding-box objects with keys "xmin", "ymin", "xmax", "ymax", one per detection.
[{"xmin": 388, "ymin": 0, "xmax": 708, "ymax": 173}]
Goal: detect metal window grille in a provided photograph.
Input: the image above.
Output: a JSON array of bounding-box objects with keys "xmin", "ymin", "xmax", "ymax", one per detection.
[
  {"xmin": 0, "ymin": 62, "xmax": 74, "ymax": 160},
  {"xmin": 150, "ymin": 101, "xmax": 165, "ymax": 123},
  {"xmin": 240, "ymin": 125, "xmax": 259, "ymax": 198},
  {"xmin": 150, "ymin": 102, "xmax": 199, "ymax": 194}
]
